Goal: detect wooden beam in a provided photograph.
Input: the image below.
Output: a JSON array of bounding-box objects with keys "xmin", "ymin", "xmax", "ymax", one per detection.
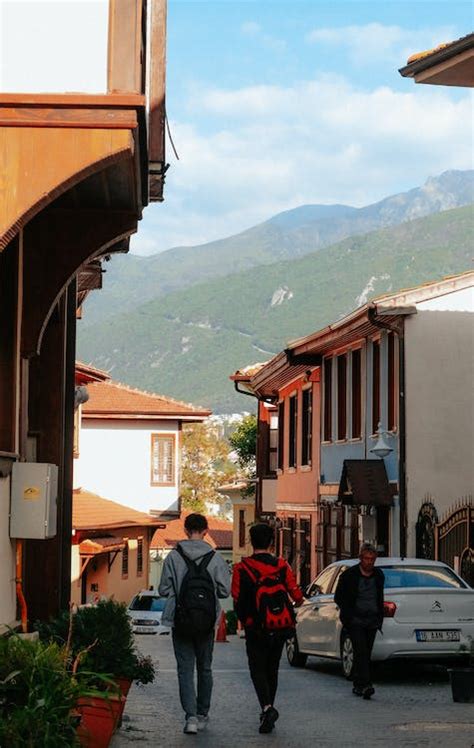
[
  {"xmin": 149, "ymin": 0, "xmax": 167, "ymax": 161},
  {"xmin": 21, "ymin": 208, "xmax": 137, "ymax": 357},
  {"xmin": 108, "ymin": 0, "xmax": 144, "ymax": 93}
]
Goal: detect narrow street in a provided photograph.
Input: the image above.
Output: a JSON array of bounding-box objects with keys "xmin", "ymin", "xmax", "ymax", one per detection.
[{"xmin": 112, "ymin": 633, "xmax": 474, "ymax": 748}]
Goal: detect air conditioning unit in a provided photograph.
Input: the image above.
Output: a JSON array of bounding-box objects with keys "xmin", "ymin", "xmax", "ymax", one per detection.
[{"xmin": 10, "ymin": 463, "xmax": 58, "ymax": 539}]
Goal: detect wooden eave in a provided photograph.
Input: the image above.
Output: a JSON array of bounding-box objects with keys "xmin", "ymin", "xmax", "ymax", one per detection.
[
  {"xmin": 0, "ymin": 93, "xmax": 148, "ymax": 252},
  {"xmin": 399, "ymin": 33, "xmax": 474, "ymax": 87},
  {"xmin": 82, "ymin": 411, "xmax": 211, "ymax": 422}
]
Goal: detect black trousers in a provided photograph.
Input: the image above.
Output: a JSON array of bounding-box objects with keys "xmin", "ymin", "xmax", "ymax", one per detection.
[
  {"xmin": 245, "ymin": 630, "xmax": 285, "ymax": 709},
  {"xmin": 350, "ymin": 625, "xmax": 377, "ymax": 689}
]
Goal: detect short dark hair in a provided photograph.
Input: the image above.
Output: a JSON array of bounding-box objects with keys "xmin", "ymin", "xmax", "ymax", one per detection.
[
  {"xmin": 184, "ymin": 513, "xmax": 208, "ymax": 533},
  {"xmin": 249, "ymin": 523, "xmax": 274, "ymax": 550}
]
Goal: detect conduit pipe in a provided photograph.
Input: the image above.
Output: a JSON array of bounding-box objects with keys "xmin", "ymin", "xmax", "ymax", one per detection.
[{"xmin": 15, "ymin": 539, "xmax": 28, "ymax": 633}]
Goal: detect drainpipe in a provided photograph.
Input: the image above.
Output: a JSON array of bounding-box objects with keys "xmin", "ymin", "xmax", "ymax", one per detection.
[
  {"xmin": 368, "ymin": 307, "xmax": 407, "ymax": 557},
  {"xmin": 16, "ymin": 539, "xmax": 28, "ymax": 633}
]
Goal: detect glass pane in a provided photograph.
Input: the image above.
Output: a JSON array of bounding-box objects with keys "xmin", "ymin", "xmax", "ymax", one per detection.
[{"xmin": 382, "ymin": 566, "xmax": 465, "ymax": 589}]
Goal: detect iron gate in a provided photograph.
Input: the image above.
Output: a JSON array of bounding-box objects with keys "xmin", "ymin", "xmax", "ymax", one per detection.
[{"xmin": 435, "ymin": 501, "xmax": 473, "ymax": 586}]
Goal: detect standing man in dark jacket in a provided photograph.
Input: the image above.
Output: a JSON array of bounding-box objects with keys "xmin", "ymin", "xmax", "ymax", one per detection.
[
  {"xmin": 232, "ymin": 523, "xmax": 303, "ymax": 734},
  {"xmin": 334, "ymin": 543, "xmax": 384, "ymax": 699}
]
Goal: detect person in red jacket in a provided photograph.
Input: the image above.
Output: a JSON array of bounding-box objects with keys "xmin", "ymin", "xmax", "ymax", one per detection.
[{"xmin": 232, "ymin": 523, "xmax": 303, "ymax": 734}]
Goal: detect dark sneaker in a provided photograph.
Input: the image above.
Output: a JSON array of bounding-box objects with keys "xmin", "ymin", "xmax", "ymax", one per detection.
[
  {"xmin": 259, "ymin": 707, "xmax": 279, "ymax": 733},
  {"xmin": 362, "ymin": 686, "xmax": 375, "ymax": 700},
  {"xmin": 352, "ymin": 687, "xmax": 363, "ymax": 696}
]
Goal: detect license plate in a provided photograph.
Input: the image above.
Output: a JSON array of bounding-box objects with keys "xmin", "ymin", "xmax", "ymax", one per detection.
[
  {"xmin": 134, "ymin": 626, "xmax": 156, "ymax": 633},
  {"xmin": 416, "ymin": 629, "xmax": 460, "ymax": 642}
]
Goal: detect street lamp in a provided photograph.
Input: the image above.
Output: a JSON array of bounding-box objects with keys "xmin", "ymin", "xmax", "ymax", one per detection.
[{"xmin": 370, "ymin": 422, "xmax": 393, "ymax": 459}]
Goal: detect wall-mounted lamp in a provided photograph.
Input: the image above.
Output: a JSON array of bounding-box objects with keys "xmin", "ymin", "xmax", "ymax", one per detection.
[{"xmin": 370, "ymin": 422, "xmax": 393, "ymax": 459}]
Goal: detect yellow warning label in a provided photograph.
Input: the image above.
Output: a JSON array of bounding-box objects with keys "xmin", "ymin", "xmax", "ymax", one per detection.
[{"xmin": 23, "ymin": 486, "xmax": 40, "ymax": 500}]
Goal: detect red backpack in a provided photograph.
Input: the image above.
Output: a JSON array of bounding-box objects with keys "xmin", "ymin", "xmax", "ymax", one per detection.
[{"xmin": 242, "ymin": 560, "xmax": 296, "ymax": 635}]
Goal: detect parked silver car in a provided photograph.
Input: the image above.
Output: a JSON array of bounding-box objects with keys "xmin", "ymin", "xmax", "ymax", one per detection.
[
  {"xmin": 127, "ymin": 590, "xmax": 169, "ymax": 634},
  {"xmin": 286, "ymin": 558, "xmax": 474, "ymax": 677}
]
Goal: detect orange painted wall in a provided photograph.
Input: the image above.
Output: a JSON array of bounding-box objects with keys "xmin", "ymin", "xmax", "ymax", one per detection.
[
  {"xmin": 71, "ymin": 526, "xmax": 151, "ymax": 607},
  {"xmin": 276, "ymin": 374, "xmax": 321, "ymax": 506}
]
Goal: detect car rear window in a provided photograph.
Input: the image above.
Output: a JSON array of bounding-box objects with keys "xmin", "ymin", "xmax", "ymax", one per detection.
[
  {"xmin": 130, "ymin": 596, "xmax": 166, "ymax": 612},
  {"xmin": 381, "ymin": 565, "xmax": 466, "ymax": 589}
]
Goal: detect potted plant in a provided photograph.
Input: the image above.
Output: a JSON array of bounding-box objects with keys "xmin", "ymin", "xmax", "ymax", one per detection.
[
  {"xmin": 448, "ymin": 640, "xmax": 474, "ymax": 703},
  {"xmin": 0, "ymin": 635, "xmax": 81, "ymax": 747}
]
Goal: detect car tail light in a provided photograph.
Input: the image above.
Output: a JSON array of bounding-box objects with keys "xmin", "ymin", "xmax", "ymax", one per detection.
[{"xmin": 383, "ymin": 601, "xmax": 397, "ymax": 617}]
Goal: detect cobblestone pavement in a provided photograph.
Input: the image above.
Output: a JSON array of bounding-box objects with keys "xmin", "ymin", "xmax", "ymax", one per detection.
[{"xmin": 112, "ymin": 633, "xmax": 474, "ymax": 748}]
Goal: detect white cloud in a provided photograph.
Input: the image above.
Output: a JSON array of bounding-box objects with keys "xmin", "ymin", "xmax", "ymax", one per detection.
[
  {"xmin": 241, "ymin": 21, "xmax": 261, "ymax": 35},
  {"xmin": 305, "ymin": 22, "xmax": 456, "ymax": 67},
  {"xmin": 133, "ymin": 75, "xmax": 473, "ymax": 255}
]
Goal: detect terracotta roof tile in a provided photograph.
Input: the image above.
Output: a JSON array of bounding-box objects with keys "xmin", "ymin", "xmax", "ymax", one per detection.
[
  {"xmin": 82, "ymin": 380, "xmax": 211, "ymax": 420},
  {"xmin": 73, "ymin": 488, "xmax": 159, "ymax": 530},
  {"xmin": 150, "ymin": 513, "xmax": 233, "ymax": 550},
  {"xmin": 75, "ymin": 361, "xmax": 111, "ymax": 384}
]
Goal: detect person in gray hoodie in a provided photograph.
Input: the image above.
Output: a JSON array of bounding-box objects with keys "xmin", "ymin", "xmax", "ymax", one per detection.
[{"xmin": 159, "ymin": 513, "xmax": 231, "ymax": 735}]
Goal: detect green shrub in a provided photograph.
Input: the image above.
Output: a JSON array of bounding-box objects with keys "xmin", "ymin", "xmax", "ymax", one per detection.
[
  {"xmin": 0, "ymin": 636, "xmax": 80, "ymax": 747},
  {"xmin": 36, "ymin": 599, "xmax": 155, "ymax": 686}
]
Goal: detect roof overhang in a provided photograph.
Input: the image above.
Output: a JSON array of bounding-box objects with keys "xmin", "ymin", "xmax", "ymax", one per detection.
[
  {"xmin": 338, "ymin": 460, "xmax": 393, "ymax": 507},
  {"xmin": 399, "ymin": 33, "xmax": 474, "ymax": 87},
  {"xmin": 82, "ymin": 412, "xmax": 211, "ymax": 421},
  {"xmin": 79, "ymin": 536, "xmax": 125, "ymax": 556}
]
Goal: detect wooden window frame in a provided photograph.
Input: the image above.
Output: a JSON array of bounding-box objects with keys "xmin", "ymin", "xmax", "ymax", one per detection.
[
  {"xmin": 387, "ymin": 332, "xmax": 397, "ymax": 431},
  {"xmin": 277, "ymin": 400, "xmax": 285, "ymax": 470},
  {"xmin": 268, "ymin": 409, "xmax": 278, "ymax": 474},
  {"xmin": 337, "ymin": 354, "xmax": 347, "ymax": 441},
  {"xmin": 301, "ymin": 387, "xmax": 312, "ymax": 466},
  {"xmin": 122, "ymin": 540, "xmax": 129, "ymax": 578},
  {"xmin": 323, "ymin": 358, "xmax": 333, "ymax": 442},
  {"xmin": 151, "ymin": 433, "xmax": 176, "ymax": 486},
  {"xmin": 372, "ymin": 339, "xmax": 381, "ymax": 434},
  {"xmin": 288, "ymin": 393, "xmax": 298, "ymax": 468},
  {"xmin": 0, "ymin": 237, "xmax": 19, "ymax": 453},
  {"xmin": 137, "ymin": 536, "xmax": 143, "ymax": 576},
  {"xmin": 351, "ymin": 348, "xmax": 362, "ymax": 439},
  {"xmin": 239, "ymin": 509, "xmax": 246, "ymax": 548}
]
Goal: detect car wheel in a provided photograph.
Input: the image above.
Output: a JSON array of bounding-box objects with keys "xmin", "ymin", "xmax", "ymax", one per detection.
[
  {"xmin": 286, "ymin": 634, "xmax": 307, "ymax": 668},
  {"xmin": 341, "ymin": 631, "xmax": 354, "ymax": 679}
]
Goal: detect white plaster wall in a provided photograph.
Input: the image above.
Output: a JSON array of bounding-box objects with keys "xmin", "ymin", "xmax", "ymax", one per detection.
[
  {"xmin": 404, "ymin": 287, "xmax": 474, "ymax": 555},
  {"xmin": 74, "ymin": 420, "xmax": 180, "ymax": 514},
  {"xmin": 0, "ymin": 0, "xmax": 108, "ymax": 93},
  {"xmin": 0, "ymin": 476, "xmax": 17, "ymax": 630}
]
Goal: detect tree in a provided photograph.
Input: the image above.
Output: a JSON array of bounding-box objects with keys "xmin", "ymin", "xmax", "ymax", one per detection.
[
  {"xmin": 181, "ymin": 423, "xmax": 236, "ymax": 513},
  {"xmin": 229, "ymin": 414, "xmax": 257, "ymax": 474}
]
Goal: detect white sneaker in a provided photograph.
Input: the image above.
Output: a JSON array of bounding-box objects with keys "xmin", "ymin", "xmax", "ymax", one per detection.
[
  {"xmin": 184, "ymin": 717, "xmax": 198, "ymax": 734},
  {"xmin": 197, "ymin": 715, "xmax": 209, "ymax": 731}
]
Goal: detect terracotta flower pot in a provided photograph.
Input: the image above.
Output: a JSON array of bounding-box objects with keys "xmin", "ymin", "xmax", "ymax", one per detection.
[
  {"xmin": 114, "ymin": 676, "xmax": 132, "ymax": 697},
  {"xmin": 76, "ymin": 694, "xmax": 125, "ymax": 748}
]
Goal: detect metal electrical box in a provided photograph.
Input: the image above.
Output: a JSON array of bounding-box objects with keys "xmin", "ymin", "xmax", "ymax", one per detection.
[{"xmin": 10, "ymin": 463, "xmax": 58, "ymax": 539}]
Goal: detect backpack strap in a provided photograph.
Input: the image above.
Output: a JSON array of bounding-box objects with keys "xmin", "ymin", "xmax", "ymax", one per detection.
[{"xmin": 241, "ymin": 559, "xmax": 259, "ymax": 583}]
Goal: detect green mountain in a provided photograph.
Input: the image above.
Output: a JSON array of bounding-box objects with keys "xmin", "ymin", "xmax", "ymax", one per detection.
[
  {"xmin": 78, "ymin": 205, "xmax": 473, "ymax": 413},
  {"xmin": 82, "ymin": 170, "xmax": 473, "ymax": 324}
]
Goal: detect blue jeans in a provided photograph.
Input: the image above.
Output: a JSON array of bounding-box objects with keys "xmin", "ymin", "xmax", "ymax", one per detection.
[{"xmin": 172, "ymin": 629, "xmax": 215, "ymax": 719}]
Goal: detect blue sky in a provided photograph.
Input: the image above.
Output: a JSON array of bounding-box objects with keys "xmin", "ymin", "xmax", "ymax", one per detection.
[
  {"xmin": 132, "ymin": 0, "xmax": 472, "ymax": 254},
  {"xmin": 2, "ymin": 1, "xmax": 471, "ymax": 255}
]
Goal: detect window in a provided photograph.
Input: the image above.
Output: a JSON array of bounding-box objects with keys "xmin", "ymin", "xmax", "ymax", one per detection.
[
  {"xmin": 151, "ymin": 433, "xmax": 175, "ymax": 485},
  {"xmin": 239, "ymin": 509, "xmax": 246, "ymax": 548},
  {"xmin": 301, "ymin": 388, "xmax": 312, "ymax": 466},
  {"xmin": 337, "ymin": 355, "xmax": 347, "ymax": 440},
  {"xmin": 289, "ymin": 394, "xmax": 297, "ymax": 468},
  {"xmin": 307, "ymin": 565, "xmax": 337, "ymax": 597},
  {"xmin": 129, "ymin": 594, "xmax": 166, "ymax": 612},
  {"xmin": 269, "ymin": 411, "xmax": 278, "ymax": 473},
  {"xmin": 137, "ymin": 537, "xmax": 143, "ymax": 576},
  {"xmin": 382, "ymin": 565, "xmax": 466, "ymax": 589},
  {"xmin": 387, "ymin": 333, "xmax": 396, "ymax": 431},
  {"xmin": 323, "ymin": 358, "xmax": 332, "ymax": 441},
  {"xmin": 122, "ymin": 541, "xmax": 129, "ymax": 577},
  {"xmin": 277, "ymin": 401, "xmax": 285, "ymax": 470},
  {"xmin": 351, "ymin": 349, "xmax": 362, "ymax": 439},
  {"xmin": 372, "ymin": 340, "xmax": 380, "ymax": 434}
]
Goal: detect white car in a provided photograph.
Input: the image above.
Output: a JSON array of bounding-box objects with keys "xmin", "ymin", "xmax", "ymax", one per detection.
[
  {"xmin": 127, "ymin": 590, "xmax": 169, "ymax": 635},
  {"xmin": 286, "ymin": 558, "xmax": 474, "ymax": 678}
]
